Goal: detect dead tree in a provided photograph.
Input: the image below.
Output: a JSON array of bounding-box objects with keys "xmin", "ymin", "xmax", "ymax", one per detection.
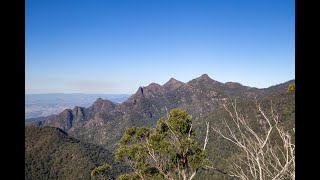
[{"xmin": 211, "ymin": 100, "xmax": 295, "ymax": 180}]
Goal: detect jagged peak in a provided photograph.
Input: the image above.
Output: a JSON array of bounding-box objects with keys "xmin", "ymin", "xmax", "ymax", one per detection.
[
  {"xmin": 127, "ymin": 86, "xmax": 145, "ymax": 100},
  {"xmin": 72, "ymin": 106, "xmax": 79, "ymax": 112},
  {"xmin": 93, "ymin": 97, "xmax": 113, "ymax": 104},
  {"xmin": 199, "ymin": 73, "xmax": 211, "ymax": 80},
  {"xmin": 186, "ymin": 74, "xmax": 225, "ymax": 87},
  {"xmin": 91, "ymin": 98, "xmax": 104, "ymax": 108},
  {"xmin": 91, "ymin": 98, "xmax": 116, "ymax": 109},
  {"xmin": 137, "ymin": 86, "xmax": 144, "ymax": 95},
  {"xmin": 163, "ymin": 77, "xmax": 184, "ymax": 86},
  {"xmin": 188, "ymin": 73, "xmax": 214, "ymax": 83},
  {"xmin": 72, "ymin": 106, "xmax": 85, "ymax": 113},
  {"xmin": 144, "ymin": 83, "xmax": 163, "ymax": 94},
  {"xmin": 168, "ymin": 77, "xmax": 178, "ymax": 83},
  {"xmin": 94, "ymin": 97, "xmax": 104, "ymax": 102},
  {"xmin": 163, "ymin": 77, "xmax": 185, "ymax": 91}
]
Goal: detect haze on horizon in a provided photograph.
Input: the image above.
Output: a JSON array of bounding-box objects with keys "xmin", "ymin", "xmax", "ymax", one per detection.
[{"xmin": 26, "ymin": 0, "xmax": 294, "ymax": 94}]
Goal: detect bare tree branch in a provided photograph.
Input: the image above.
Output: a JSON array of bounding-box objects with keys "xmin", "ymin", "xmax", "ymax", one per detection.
[
  {"xmin": 211, "ymin": 100, "xmax": 295, "ymax": 180},
  {"xmin": 203, "ymin": 122, "xmax": 209, "ymax": 151}
]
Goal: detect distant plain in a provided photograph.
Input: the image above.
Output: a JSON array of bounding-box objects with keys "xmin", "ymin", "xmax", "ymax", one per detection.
[{"xmin": 25, "ymin": 93, "xmax": 131, "ymax": 119}]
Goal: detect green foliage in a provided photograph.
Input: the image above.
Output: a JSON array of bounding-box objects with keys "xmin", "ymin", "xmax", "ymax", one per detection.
[
  {"xmin": 115, "ymin": 108, "xmax": 209, "ymax": 179},
  {"xmin": 25, "ymin": 126, "xmax": 129, "ymax": 180},
  {"xmin": 167, "ymin": 109, "xmax": 192, "ymax": 135},
  {"xmin": 116, "ymin": 174, "xmax": 139, "ymax": 180},
  {"xmin": 91, "ymin": 164, "xmax": 112, "ymax": 178},
  {"xmin": 287, "ymin": 82, "xmax": 295, "ymax": 92}
]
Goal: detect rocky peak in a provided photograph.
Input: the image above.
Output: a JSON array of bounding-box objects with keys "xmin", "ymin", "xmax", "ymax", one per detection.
[
  {"xmin": 72, "ymin": 106, "xmax": 85, "ymax": 120},
  {"xmin": 72, "ymin": 106, "xmax": 81, "ymax": 113},
  {"xmin": 90, "ymin": 98, "xmax": 103, "ymax": 110},
  {"xmin": 92, "ymin": 98, "xmax": 112, "ymax": 108},
  {"xmin": 86, "ymin": 98, "xmax": 117, "ymax": 118},
  {"xmin": 42, "ymin": 109, "xmax": 74, "ymax": 131},
  {"xmin": 133, "ymin": 83, "xmax": 164, "ymax": 99},
  {"xmin": 138, "ymin": 86, "xmax": 144, "ymax": 96},
  {"xmin": 146, "ymin": 83, "xmax": 163, "ymax": 93},
  {"xmin": 125, "ymin": 83, "xmax": 164, "ymax": 106},
  {"xmin": 93, "ymin": 97, "xmax": 104, "ymax": 104},
  {"xmin": 73, "ymin": 106, "xmax": 79, "ymax": 111},
  {"xmin": 188, "ymin": 73, "xmax": 216, "ymax": 84},
  {"xmin": 72, "ymin": 106, "xmax": 79, "ymax": 116},
  {"xmin": 167, "ymin": 77, "xmax": 179, "ymax": 83},
  {"xmin": 124, "ymin": 86, "xmax": 145, "ymax": 105},
  {"xmin": 92, "ymin": 98, "xmax": 116, "ymax": 109},
  {"xmin": 163, "ymin": 77, "xmax": 185, "ymax": 91},
  {"xmin": 199, "ymin": 73, "xmax": 211, "ymax": 80}
]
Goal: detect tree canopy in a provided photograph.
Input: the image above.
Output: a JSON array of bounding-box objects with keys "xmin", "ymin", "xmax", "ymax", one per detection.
[
  {"xmin": 115, "ymin": 108, "xmax": 210, "ymax": 180},
  {"xmin": 91, "ymin": 164, "xmax": 112, "ymax": 179}
]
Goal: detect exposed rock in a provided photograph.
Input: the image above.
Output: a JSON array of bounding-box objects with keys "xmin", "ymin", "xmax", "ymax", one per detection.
[
  {"xmin": 36, "ymin": 74, "xmax": 295, "ymax": 150},
  {"xmin": 163, "ymin": 78, "xmax": 184, "ymax": 91}
]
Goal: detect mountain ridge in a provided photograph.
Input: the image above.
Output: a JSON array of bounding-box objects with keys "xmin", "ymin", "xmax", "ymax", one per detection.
[{"xmin": 29, "ymin": 74, "xmax": 294, "ymax": 150}]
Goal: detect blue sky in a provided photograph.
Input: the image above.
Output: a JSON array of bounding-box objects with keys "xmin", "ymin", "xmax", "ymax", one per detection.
[{"xmin": 26, "ymin": 0, "xmax": 295, "ymax": 94}]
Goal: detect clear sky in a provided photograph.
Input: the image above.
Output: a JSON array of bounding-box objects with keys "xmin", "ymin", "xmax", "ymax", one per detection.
[{"xmin": 26, "ymin": 0, "xmax": 295, "ymax": 94}]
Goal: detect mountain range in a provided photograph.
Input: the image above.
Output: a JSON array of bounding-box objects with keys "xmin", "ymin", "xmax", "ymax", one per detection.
[
  {"xmin": 28, "ymin": 74, "xmax": 294, "ymax": 151},
  {"xmin": 25, "ymin": 93, "xmax": 131, "ymax": 119}
]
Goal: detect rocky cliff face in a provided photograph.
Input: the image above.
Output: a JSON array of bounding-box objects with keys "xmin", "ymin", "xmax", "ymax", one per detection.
[
  {"xmin": 42, "ymin": 99, "xmax": 117, "ymax": 132},
  {"xmin": 41, "ymin": 109, "xmax": 74, "ymax": 131},
  {"xmin": 163, "ymin": 78, "xmax": 185, "ymax": 91},
  {"xmin": 34, "ymin": 74, "xmax": 294, "ymax": 150}
]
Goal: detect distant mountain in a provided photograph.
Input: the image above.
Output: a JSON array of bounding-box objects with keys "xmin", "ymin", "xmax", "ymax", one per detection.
[
  {"xmin": 40, "ymin": 98, "xmax": 118, "ymax": 132},
  {"xmin": 25, "ymin": 126, "xmax": 129, "ymax": 180},
  {"xmin": 26, "ymin": 74, "xmax": 295, "ymax": 179},
  {"xmin": 25, "ymin": 93, "xmax": 131, "ymax": 119},
  {"xmin": 31, "ymin": 74, "xmax": 294, "ymax": 151},
  {"xmin": 25, "ymin": 115, "xmax": 52, "ymax": 125}
]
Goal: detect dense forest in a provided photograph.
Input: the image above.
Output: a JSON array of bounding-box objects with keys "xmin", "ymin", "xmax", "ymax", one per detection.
[{"xmin": 25, "ymin": 126, "xmax": 130, "ymax": 179}]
